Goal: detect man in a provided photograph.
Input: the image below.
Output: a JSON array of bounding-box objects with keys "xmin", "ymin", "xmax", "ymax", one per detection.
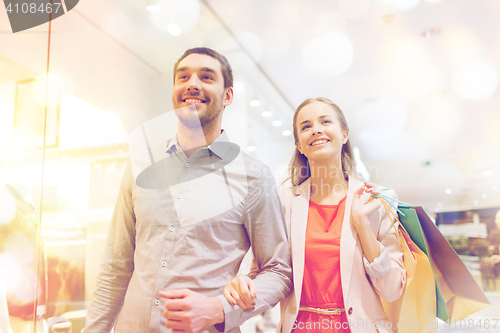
[{"xmin": 83, "ymin": 47, "xmax": 292, "ymax": 333}]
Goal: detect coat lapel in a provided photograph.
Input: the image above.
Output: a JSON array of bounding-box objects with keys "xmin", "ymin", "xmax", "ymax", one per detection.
[
  {"xmin": 290, "ymin": 179, "xmax": 310, "ymax": 307},
  {"xmin": 340, "ymin": 177, "xmax": 363, "ymax": 305}
]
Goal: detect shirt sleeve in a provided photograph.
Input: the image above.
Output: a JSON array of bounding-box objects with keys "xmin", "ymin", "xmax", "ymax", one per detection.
[
  {"xmin": 219, "ymin": 164, "xmax": 293, "ymax": 332},
  {"xmin": 363, "ymin": 242, "xmax": 391, "ymax": 278},
  {"xmin": 82, "ymin": 163, "xmax": 136, "ymax": 333}
]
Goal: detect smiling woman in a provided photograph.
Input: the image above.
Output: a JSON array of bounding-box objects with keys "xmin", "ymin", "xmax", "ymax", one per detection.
[
  {"xmin": 287, "ymin": 98, "xmax": 355, "ymax": 188},
  {"xmin": 224, "ymin": 97, "xmax": 406, "ymax": 333}
]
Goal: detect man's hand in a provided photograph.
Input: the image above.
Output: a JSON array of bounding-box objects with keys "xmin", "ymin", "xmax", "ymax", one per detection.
[{"xmin": 159, "ymin": 289, "xmax": 225, "ymax": 333}]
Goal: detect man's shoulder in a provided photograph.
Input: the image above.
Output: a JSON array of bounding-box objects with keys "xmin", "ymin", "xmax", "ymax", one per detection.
[{"xmin": 239, "ymin": 150, "xmax": 272, "ymax": 178}]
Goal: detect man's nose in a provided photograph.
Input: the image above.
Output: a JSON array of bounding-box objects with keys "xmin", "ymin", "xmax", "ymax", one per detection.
[{"xmin": 187, "ymin": 75, "xmax": 201, "ymax": 91}]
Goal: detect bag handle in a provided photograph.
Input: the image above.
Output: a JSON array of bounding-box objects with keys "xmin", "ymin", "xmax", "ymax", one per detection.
[
  {"xmin": 371, "ymin": 186, "xmax": 411, "ymax": 216},
  {"xmin": 379, "ymin": 197, "xmax": 410, "ymax": 237}
]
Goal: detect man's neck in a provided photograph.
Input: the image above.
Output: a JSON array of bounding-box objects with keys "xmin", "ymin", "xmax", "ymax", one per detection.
[{"xmin": 176, "ymin": 122, "xmax": 222, "ymax": 158}]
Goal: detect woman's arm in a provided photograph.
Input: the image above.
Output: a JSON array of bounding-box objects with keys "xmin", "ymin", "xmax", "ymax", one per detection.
[
  {"xmin": 350, "ymin": 183, "xmax": 382, "ymax": 262},
  {"xmin": 351, "ymin": 183, "xmax": 406, "ymax": 302}
]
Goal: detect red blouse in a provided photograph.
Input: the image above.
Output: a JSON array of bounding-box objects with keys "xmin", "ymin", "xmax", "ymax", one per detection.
[{"xmin": 292, "ymin": 196, "xmax": 351, "ymax": 333}]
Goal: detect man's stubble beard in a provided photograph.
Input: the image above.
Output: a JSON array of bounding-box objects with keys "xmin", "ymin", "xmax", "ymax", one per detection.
[{"xmin": 177, "ymin": 93, "xmax": 225, "ymax": 132}]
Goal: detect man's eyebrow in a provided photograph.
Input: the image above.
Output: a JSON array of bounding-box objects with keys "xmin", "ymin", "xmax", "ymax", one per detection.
[
  {"xmin": 175, "ymin": 67, "xmax": 217, "ymax": 74},
  {"xmin": 199, "ymin": 67, "xmax": 217, "ymax": 74}
]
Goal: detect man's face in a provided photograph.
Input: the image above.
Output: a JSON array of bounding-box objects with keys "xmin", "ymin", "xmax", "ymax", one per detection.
[{"xmin": 172, "ymin": 53, "xmax": 233, "ymax": 129}]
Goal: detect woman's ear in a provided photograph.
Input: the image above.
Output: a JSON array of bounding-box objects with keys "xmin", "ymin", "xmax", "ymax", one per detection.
[
  {"xmin": 342, "ymin": 130, "xmax": 349, "ymax": 144},
  {"xmin": 296, "ymin": 142, "xmax": 303, "ymax": 154}
]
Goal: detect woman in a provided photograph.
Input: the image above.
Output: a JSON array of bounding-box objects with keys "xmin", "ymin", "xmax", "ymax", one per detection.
[{"xmin": 224, "ymin": 98, "xmax": 406, "ymax": 333}]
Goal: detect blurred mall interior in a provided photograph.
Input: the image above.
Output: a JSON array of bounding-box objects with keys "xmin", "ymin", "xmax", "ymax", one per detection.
[{"xmin": 0, "ymin": 0, "xmax": 499, "ymax": 332}]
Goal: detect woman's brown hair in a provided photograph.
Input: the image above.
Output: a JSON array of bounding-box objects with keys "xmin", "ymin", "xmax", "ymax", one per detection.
[{"xmin": 285, "ymin": 97, "xmax": 356, "ymax": 186}]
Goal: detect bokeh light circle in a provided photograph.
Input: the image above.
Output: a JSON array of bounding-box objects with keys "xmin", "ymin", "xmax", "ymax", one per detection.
[
  {"xmin": 453, "ymin": 61, "xmax": 498, "ymax": 100},
  {"xmin": 151, "ymin": 0, "xmax": 200, "ymax": 34},
  {"xmin": 302, "ymin": 32, "xmax": 353, "ymax": 76}
]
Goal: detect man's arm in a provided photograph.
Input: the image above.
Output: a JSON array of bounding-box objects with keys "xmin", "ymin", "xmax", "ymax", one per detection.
[
  {"xmin": 82, "ymin": 164, "xmax": 136, "ymax": 332},
  {"xmin": 217, "ymin": 164, "xmax": 293, "ymax": 332}
]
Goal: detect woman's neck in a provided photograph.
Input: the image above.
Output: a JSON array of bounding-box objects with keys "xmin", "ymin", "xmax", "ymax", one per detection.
[{"xmin": 309, "ymin": 160, "xmax": 348, "ymax": 205}]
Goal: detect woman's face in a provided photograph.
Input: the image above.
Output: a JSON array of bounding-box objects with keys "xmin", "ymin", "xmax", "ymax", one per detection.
[{"xmin": 295, "ymin": 101, "xmax": 348, "ymax": 164}]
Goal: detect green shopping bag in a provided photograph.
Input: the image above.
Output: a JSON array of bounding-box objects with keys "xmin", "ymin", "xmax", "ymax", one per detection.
[
  {"xmin": 374, "ymin": 189, "xmax": 490, "ymax": 323},
  {"xmin": 398, "ymin": 206, "xmax": 490, "ymax": 322},
  {"xmin": 398, "ymin": 207, "xmax": 448, "ymax": 322}
]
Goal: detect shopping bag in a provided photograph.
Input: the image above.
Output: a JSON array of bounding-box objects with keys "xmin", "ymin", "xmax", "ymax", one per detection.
[
  {"xmin": 398, "ymin": 206, "xmax": 491, "ymax": 322},
  {"xmin": 379, "ymin": 199, "xmax": 437, "ymax": 333}
]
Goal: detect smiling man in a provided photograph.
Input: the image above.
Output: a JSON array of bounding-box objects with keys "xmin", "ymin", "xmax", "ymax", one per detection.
[{"xmin": 82, "ymin": 47, "xmax": 292, "ymax": 333}]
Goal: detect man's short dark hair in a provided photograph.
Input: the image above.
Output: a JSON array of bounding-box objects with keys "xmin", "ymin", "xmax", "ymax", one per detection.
[{"xmin": 173, "ymin": 47, "xmax": 233, "ymax": 89}]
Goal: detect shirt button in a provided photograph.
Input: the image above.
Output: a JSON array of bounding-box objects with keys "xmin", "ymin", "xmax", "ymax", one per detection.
[
  {"xmin": 162, "ymin": 261, "xmax": 167, "ymax": 267},
  {"xmin": 186, "ymin": 163, "xmax": 190, "ymax": 168},
  {"xmin": 169, "ymin": 226, "xmax": 175, "ymax": 232},
  {"xmin": 348, "ymin": 307, "xmax": 353, "ymax": 315},
  {"xmin": 155, "ymin": 299, "xmax": 160, "ymax": 306},
  {"xmin": 177, "ymin": 194, "xmax": 181, "ymax": 199}
]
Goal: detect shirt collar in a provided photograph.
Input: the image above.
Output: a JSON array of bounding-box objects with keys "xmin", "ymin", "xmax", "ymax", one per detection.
[
  {"xmin": 208, "ymin": 130, "xmax": 232, "ymax": 159},
  {"xmin": 165, "ymin": 130, "xmax": 232, "ymax": 159},
  {"xmin": 165, "ymin": 135, "xmax": 181, "ymax": 155}
]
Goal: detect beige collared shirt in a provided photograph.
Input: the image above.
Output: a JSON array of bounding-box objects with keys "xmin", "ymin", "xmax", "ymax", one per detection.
[{"xmin": 83, "ymin": 131, "xmax": 292, "ymax": 333}]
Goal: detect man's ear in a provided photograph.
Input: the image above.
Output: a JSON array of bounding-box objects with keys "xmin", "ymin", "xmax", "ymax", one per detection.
[{"xmin": 223, "ymin": 87, "xmax": 234, "ymax": 107}]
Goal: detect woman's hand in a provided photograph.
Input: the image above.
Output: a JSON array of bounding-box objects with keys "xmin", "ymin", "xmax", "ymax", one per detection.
[
  {"xmin": 223, "ymin": 275, "xmax": 256, "ymax": 311},
  {"xmin": 350, "ymin": 183, "xmax": 382, "ymax": 231},
  {"xmin": 350, "ymin": 183, "xmax": 382, "ymax": 262}
]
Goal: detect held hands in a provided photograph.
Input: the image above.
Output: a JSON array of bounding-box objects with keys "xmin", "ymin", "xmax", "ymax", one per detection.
[
  {"xmin": 159, "ymin": 289, "xmax": 224, "ymax": 333},
  {"xmin": 350, "ymin": 183, "xmax": 382, "ymax": 232},
  {"xmin": 223, "ymin": 275, "xmax": 256, "ymax": 311}
]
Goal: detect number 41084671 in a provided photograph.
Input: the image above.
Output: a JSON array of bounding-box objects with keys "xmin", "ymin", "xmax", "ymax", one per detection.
[
  {"xmin": 444, "ymin": 319, "xmax": 499, "ymax": 330},
  {"xmin": 5, "ymin": 2, "xmax": 62, "ymax": 14}
]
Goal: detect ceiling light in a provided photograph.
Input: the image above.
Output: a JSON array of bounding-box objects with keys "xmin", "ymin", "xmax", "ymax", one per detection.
[
  {"xmin": 338, "ymin": 0, "xmax": 369, "ymax": 20},
  {"xmin": 247, "ymin": 146, "xmax": 256, "ymax": 152},
  {"xmin": 422, "ymin": 28, "xmax": 440, "ymax": 39},
  {"xmin": 493, "ymin": 186, "xmax": 498, "ymax": 190},
  {"xmin": 482, "ymin": 194, "xmax": 487, "ymax": 199},
  {"xmin": 445, "ymin": 189, "xmax": 452, "ymax": 194},
  {"xmin": 453, "ymin": 61, "xmax": 498, "ymax": 100},
  {"xmin": 437, "ymin": 202, "xmax": 443, "ymax": 207},
  {"xmin": 167, "ymin": 23, "xmax": 181, "ymax": 36},
  {"xmin": 388, "ymin": 0, "xmax": 421, "ymax": 11},
  {"xmin": 236, "ymin": 32, "xmax": 263, "ymax": 62},
  {"xmin": 146, "ymin": 5, "xmax": 159, "ymax": 11},
  {"xmin": 483, "ymin": 170, "xmax": 493, "ymax": 175},
  {"xmin": 302, "ymin": 32, "xmax": 353, "ymax": 76},
  {"xmin": 473, "ymin": 200, "xmax": 479, "ymax": 205},
  {"xmin": 382, "ymin": 14, "xmax": 395, "ymax": 23},
  {"xmin": 272, "ymin": 120, "xmax": 282, "ymax": 127},
  {"xmin": 250, "ymin": 100, "xmax": 260, "ymax": 107},
  {"xmin": 150, "ymin": 0, "xmax": 200, "ymax": 34},
  {"xmin": 282, "ymin": 130, "xmax": 292, "ymax": 136},
  {"xmin": 261, "ymin": 111, "xmax": 272, "ymax": 117}
]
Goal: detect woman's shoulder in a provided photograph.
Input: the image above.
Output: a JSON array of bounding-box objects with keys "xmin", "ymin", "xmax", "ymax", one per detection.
[{"xmin": 277, "ymin": 185, "xmax": 296, "ymax": 204}]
